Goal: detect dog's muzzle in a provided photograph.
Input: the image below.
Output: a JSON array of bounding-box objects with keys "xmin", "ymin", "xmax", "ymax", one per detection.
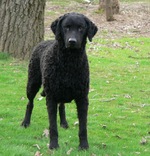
[{"xmin": 66, "ymin": 38, "xmax": 80, "ymax": 49}]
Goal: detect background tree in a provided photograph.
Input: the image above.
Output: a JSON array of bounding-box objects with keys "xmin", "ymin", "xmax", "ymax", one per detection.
[
  {"xmin": 0, "ymin": 0, "xmax": 46, "ymax": 59},
  {"xmin": 106, "ymin": 0, "xmax": 114, "ymax": 21},
  {"xmin": 99, "ymin": 0, "xmax": 120, "ymax": 21}
]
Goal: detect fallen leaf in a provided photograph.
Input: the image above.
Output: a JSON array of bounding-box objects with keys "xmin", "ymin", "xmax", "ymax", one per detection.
[
  {"xmin": 145, "ymin": 136, "xmax": 150, "ymax": 139},
  {"xmin": 108, "ymin": 114, "xmax": 112, "ymax": 117},
  {"xmin": 66, "ymin": 148, "xmax": 73, "ymax": 155},
  {"xmin": 102, "ymin": 143, "xmax": 106, "ymax": 148},
  {"xmin": 34, "ymin": 151, "xmax": 42, "ymax": 156},
  {"xmin": 20, "ymin": 97, "xmax": 25, "ymax": 100},
  {"xmin": 140, "ymin": 137, "xmax": 147, "ymax": 145},
  {"xmin": 47, "ymin": 143, "xmax": 49, "ymax": 148},
  {"xmin": 100, "ymin": 97, "xmax": 116, "ymax": 102},
  {"xmin": 93, "ymin": 114, "xmax": 98, "ymax": 116},
  {"xmin": 115, "ymin": 135, "xmax": 122, "ymax": 139},
  {"xmin": 91, "ymin": 154, "xmax": 96, "ymax": 156},
  {"xmin": 37, "ymin": 97, "xmax": 44, "ymax": 101},
  {"xmin": 124, "ymin": 94, "xmax": 131, "ymax": 99},
  {"xmin": 33, "ymin": 144, "xmax": 41, "ymax": 150},
  {"xmin": 132, "ymin": 123, "xmax": 136, "ymax": 126},
  {"xmin": 74, "ymin": 121, "xmax": 79, "ymax": 126},
  {"xmin": 106, "ymin": 80, "xmax": 110, "ymax": 84},
  {"xmin": 102, "ymin": 125, "xmax": 107, "ymax": 129},
  {"xmin": 42, "ymin": 129, "xmax": 49, "ymax": 138},
  {"xmin": 135, "ymin": 152, "xmax": 140, "ymax": 155},
  {"xmin": 89, "ymin": 88, "xmax": 95, "ymax": 92},
  {"xmin": 0, "ymin": 118, "xmax": 3, "ymax": 121}
]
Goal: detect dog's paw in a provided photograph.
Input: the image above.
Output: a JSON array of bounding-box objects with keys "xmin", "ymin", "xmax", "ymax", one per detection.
[
  {"xmin": 49, "ymin": 141, "xmax": 59, "ymax": 150},
  {"xmin": 21, "ymin": 120, "xmax": 30, "ymax": 128},
  {"xmin": 78, "ymin": 141, "xmax": 89, "ymax": 150},
  {"xmin": 60, "ymin": 122, "xmax": 69, "ymax": 129}
]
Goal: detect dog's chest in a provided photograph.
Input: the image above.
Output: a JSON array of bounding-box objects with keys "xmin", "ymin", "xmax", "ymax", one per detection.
[
  {"xmin": 47, "ymin": 55, "xmax": 89, "ymax": 102},
  {"xmin": 56, "ymin": 58, "xmax": 82, "ymax": 88}
]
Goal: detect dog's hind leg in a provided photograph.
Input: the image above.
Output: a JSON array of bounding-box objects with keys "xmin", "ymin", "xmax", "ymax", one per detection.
[
  {"xmin": 21, "ymin": 69, "xmax": 42, "ymax": 128},
  {"xmin": 59, "ymin": 103, "xmax": 69, "ymax": 129}
]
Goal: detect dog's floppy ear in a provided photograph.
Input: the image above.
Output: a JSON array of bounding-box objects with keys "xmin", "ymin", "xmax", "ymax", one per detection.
[
  {"xmin": 51, "ymin": 15, "xmax": 66, "ymax": 40},
  {"xmin": 51, "ymin": 16, "xmax": 62, "ymax": 40},
  {"xmin": 51, "ymin": 18, "xmax": 60, "ymax": 35},
  {"xmin": 84, "ymin": 17, "xmax": 98, "ymax": 42}
]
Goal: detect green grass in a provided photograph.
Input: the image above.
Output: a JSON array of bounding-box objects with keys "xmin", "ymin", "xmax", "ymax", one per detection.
[
  {"xmin": 1, "ymin": 0, "xmax": 150, "ymax": 155},
  {"xmin": 0, "ymin": 52, "xmax": 10, "ymax": 60},
  {"xmin": 0, "ymin": 37, "xmax": 150, "ymax": 156}
]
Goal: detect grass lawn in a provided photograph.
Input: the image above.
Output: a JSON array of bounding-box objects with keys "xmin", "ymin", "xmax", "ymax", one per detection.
[
  {"xmin": 0, "ymin": 0, "xmax": 150, "ymax": 155},
  {"xmin": 0, "ymin": 37, "xmax": 150, "ymax": 156}
]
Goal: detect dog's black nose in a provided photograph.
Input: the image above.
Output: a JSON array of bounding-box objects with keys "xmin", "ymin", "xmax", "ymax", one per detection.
[{"xmin": 68, "ymin": 38, "xmax": 77, "ymax": 44}]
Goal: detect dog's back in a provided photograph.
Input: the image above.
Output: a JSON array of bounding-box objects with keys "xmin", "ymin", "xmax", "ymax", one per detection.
[
  {"xmin": 28, "ymin": 40, "xmax": 54, "ymax": 76},
  {"xmin": 31, "ymin": 40, "xmax": 54, "ymax": 62}
]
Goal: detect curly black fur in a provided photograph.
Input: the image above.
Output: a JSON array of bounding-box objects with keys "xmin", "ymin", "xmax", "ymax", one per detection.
[{"xmin": 21, "ymin": 12, "xmax": 98, "ymax": 150}]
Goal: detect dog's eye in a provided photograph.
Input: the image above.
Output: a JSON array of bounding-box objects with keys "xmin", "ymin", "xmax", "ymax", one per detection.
[
  {"xmin": 65, "ymin": 26, "xmax": 70, "ymax": 31},
  {"xmin": 78, "ymin": 26, "xmax": 83, "ymax": 32}
]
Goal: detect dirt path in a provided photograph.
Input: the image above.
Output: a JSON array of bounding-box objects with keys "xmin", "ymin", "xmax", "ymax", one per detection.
[{"xmin": 44, "ymin": 2, "xmax": 150, "ymax": 39}]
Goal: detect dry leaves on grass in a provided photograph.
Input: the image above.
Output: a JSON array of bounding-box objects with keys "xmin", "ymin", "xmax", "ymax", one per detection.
[
  {"xmin": 102, "ymin": 125, "xmax": 107, "ymax": 129},
  {"xmin": 115, "ymin": 135, "xmax": 122, "ymax": 139},
  {"xmin": 140, "ymin": 137, "xmax": 147, "ymax": 145},
  {"xmin": 102, "ymin": 143, "xmax": 107, "ymax": 149},
  {"xmin": 66, "ymin": 148, "xmax": 73, "ymax": 155},
  {"xmin": 37, "ymin": 97, "xmax": 44, "ymax": 101},
  {"xmin": 33, "ymin": 144, "xmax": 41, "ymax": 150},
  {"xmin": 20, "ymin": 97, "xmax": 25, "ymax": 100},
  {"xmin": 42, "ymin": 129, "xmax": 49, "ymax": 138},
  {"xmin": 100, "ymin": 97, "xmax": 116, "ymax": 102},
  {"xmin": 74, "ymin": 121, "xmax": 79, "ymax": 126},
  {"xmin": 34, "ymin": 151, "xmax": 42, "ymax": 156},
  {"xmin": 0, "ymin": 118, "xmax": 3, "ymax": 121},
  {"xmin": 124, "ymin": 94, "xmax": 132, "ymax": 99},
  {"xmin": 91, "ymin": 154, "xmax": 96, "ymax": 156}
]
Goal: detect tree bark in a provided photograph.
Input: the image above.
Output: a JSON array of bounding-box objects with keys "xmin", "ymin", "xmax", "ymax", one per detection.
[
  {"xmin": 99, "ymin": 0, "xmax": 120, "ymax": 16},
  {"xmin": 106, "ymin": 0, "xmax": 114, "ymax": 21},
  {"xmin": 0, "ymin": 0, "xmax": 46, "ymax": 59}
]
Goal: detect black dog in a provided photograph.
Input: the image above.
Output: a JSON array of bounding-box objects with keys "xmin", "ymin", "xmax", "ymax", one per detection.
[{"xmin": 21, "ymin": 13, "xmax": 98, "ymax": 150}]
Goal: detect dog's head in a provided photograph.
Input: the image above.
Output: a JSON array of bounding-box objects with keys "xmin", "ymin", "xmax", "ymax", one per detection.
[{"xmin": 51, "ymin": 13, "xmax": 98, "ymax": 49}]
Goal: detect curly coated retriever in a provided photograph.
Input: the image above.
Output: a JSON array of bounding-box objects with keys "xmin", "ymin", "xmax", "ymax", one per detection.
[{"xmin": 21, "ymin": 12, "xmax": 98, "ymax": 150}]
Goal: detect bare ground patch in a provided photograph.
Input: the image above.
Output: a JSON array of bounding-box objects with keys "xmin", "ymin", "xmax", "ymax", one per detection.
[{"xmin": 44, "ymin": 1, "xmax": 150, "ymax": 39}]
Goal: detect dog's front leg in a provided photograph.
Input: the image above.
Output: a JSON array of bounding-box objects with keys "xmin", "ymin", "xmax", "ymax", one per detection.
[
  {"xmin": 46, "ymin": 96, "xmax": 59, "ymax": 149},
  {"xmin": 75, "ymin": 97, "xmax": 89, "ymax": 150}
]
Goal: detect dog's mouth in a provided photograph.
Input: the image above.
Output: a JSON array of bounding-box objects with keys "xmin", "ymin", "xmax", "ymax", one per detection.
[{"xmin": 66, "ymin": 44, "xmax": 79, "ymax": 49}]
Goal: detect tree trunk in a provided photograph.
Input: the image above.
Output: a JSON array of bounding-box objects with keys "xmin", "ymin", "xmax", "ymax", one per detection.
[
  {"xmin": 0, "ymin": 0, "xmax": 46, "ymax": 59},
  {"xmin": 99, "ymin": 0, "xmax": 120, "ymax": 15},
  {"xmin": 106, "ymin": 0, "xmax": 114, "ymax": 21}
]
